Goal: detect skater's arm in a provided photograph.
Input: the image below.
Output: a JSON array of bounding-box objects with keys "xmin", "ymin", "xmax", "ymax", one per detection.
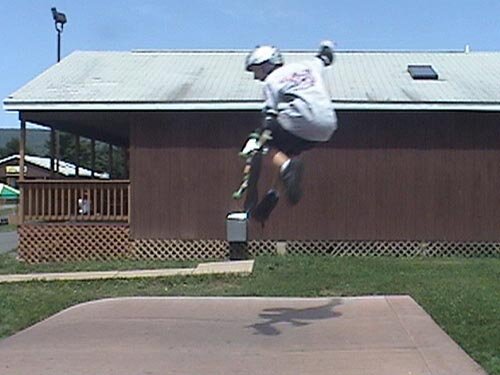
[{"xmin": 263, "ymin": 83, "xmax": 278, "ymax": 115}]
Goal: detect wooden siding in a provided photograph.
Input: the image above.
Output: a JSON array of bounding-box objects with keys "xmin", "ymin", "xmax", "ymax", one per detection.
[
  {"xmin": 130, "ymin": 112, "xmax": 257, "ymax": 239},
  {"xmin": 130, "ymin": 111, "xmax": 500, "ymax": 242}
]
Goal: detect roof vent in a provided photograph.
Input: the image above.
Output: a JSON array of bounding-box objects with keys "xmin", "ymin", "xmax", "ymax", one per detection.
[{"xmin": 407, "ymin": 65, "xmax": 439, "ymax": 80}]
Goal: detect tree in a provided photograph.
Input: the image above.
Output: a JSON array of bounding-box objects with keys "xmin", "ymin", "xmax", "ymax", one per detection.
[
  {"xmin": 0, "ymin": 137, "xmax": 31, "ymax": 159},
  {"xmin": 43, "ymin": 132, "xmax": 127, "ymax": 178}
]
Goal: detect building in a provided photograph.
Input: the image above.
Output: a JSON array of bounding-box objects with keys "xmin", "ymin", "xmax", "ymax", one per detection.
[
  {"xmin": 0, "ymin": 154, "xmax": 109, "ymax": 187},
  {"xmin": 3, "ymin": 49, "xmax": 500, "ymax": 262}
]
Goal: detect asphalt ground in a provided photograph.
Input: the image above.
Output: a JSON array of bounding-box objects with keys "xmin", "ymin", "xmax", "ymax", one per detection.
[
  {"xmin": 0, "ymin": 230, "xmax": 18, "ymax": 254},
  {"xmin": 0, "ymin": 296, "xmax": 487, "ymax": 375}
]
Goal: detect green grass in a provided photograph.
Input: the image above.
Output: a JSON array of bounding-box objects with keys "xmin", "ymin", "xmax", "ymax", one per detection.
[
  {"xmin": 0, "ymin": 251, "xmax": 197, "ymax": 274},
  {"xmin": 0, "ymin": 255, "xmax": 499, "ymax": 374}
]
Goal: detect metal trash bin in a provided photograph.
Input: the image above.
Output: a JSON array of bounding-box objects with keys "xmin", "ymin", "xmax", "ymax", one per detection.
[
  {"xmin": 226, "ymin": 212, "xmax": 249, "ymax": 260},
  {"xmin": 226, "ymin": 212, "xmax": 248, "ymax": 242}
]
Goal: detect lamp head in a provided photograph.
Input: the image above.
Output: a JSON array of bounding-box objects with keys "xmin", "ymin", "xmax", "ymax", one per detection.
[{"xmin": 51, "ymin": 7, "xmax": 67, "ymax": 31}]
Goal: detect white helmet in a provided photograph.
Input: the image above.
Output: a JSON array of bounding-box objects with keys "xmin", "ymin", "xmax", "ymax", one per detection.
[{"xmin": 245, "ymin": 45, "xmax": 284, "ymax": 71}]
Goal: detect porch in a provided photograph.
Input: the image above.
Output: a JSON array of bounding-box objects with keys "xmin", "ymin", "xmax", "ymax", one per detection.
[
  {"xmin": 17, "ymin": 179, "xmax": 131, "ymax": 263},
  {"xmin": 19, "ymin": 180, "xmax": 130, "ymax": 224},
  {"xmin": 13, "ymin": 108, "xmax": 137, "ymax": 263},
  {"xmin": 16, "ymin": 178, "xmax": 232, "ymax": 263}
]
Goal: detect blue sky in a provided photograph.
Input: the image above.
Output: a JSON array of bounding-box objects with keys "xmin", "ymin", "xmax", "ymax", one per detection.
[{"xmin": 1, "ymin": 0, "xmax": 499, "ymax": 128}]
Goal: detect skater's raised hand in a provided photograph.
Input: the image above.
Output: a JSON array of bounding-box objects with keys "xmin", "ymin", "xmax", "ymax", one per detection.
[{"xmin": 317, "ymin": 40, "xmax": 335, "ymax": 66}]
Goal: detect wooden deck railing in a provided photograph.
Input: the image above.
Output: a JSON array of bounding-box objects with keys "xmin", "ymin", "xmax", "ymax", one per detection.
[{"xmin": 19, "ymin": 180, "xmax": 130, "ymax": 223}]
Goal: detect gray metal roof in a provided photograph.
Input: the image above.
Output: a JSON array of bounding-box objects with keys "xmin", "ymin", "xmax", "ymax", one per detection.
[{"xmin": 4, "ymin": 50, "xmax": 500, "ymax": 111}]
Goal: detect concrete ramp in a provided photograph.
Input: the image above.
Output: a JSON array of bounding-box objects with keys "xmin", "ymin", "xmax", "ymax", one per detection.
[{"xmin": 0, "ymin": 296, "xmax": 486, "ymax": 375}]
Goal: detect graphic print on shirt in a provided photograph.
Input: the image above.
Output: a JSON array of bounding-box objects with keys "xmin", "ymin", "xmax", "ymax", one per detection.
[{"xmin": 279, "ymin": 69, "xmax": 315, "ymax": 91}]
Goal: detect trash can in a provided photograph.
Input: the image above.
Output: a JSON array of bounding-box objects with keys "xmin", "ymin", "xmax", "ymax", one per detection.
[{"xmin": 226, "ymin": 212, "xmax": 249, "ymax": 260}]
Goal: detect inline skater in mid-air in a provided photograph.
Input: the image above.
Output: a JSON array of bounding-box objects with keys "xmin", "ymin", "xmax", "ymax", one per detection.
[{"xmin": 234, "ymin": 40, "xmax": 338, "ymax": 225}]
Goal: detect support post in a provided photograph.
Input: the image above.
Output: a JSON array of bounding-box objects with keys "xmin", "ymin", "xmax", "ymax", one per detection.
[
  {"xmin": 108, "ymin": 144, "xmax": 113, "ymax": 179},
  {"xmin": 19, "ymin": 117, "xmax": 26, "ymax": 224},
  {"xmin": 56, "ymin": 131, "xmax": 60, "ymax": 173},
  {"xmin": 75, "ymin": 134, "xmax": 80, "ymax": 177},
  {"xmin": 91, "ymin": 139, "xmax": 96, "ymax": 178},
  {"xmin": 122, "ymin": 146, "xmax": 129, "ymax": 179},
  {"xmin": 128, "ymin": 184, "xmax": 131, "ymax": 224},
  {"xmin": 50, "ymin": 127, "xmax": 56, "ymax": 177}
]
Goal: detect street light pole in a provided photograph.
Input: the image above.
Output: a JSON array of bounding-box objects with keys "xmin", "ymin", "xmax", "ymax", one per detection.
[
  {"xmin": 51, "ymin": 7, "xmax": 67, "ymax": 62},
  {"xmin": 50, "ymin": 7, "xmax": 67, "ymax": 174},
  {"xmin": 57, "ymin": 28, "xmax": 61, "ymax": 62}
]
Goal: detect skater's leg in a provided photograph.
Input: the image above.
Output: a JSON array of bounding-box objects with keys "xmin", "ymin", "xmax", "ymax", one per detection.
[
  {"xmin": 280, "ymin": 158, "xmax": 304, "ymax": 205},
  {"xmin": 269, "ymin": 150, "xmax": 304, "ymax": 205},
  {"xmin": 264, "ymin": 120, "xmax": 311, "ymax": 205},
  {"xmin": 251, "ymin": 189, "xmax": 280, "ymax": 226},
  {"xmin": 272, "ymin": 151, "xmax": 289, "ymax": 169}
]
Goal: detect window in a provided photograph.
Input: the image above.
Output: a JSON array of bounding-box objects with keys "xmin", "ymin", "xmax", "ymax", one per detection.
[{"xmin": 407, "ymin": 65, "xmax": 439, "ymax": 80}]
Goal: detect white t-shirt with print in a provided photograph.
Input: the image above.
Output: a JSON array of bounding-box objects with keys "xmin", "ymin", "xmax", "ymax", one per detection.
[{"xmin": 263, "ymin": 58, "xmax": 337, "ymax": 142}]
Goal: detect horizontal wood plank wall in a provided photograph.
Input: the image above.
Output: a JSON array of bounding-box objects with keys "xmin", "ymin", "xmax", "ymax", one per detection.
[
  {"xmin": 130, "ymin": 111, "xmax": 259, "ymax": 239},
  {"xmin": 130, "ymin": 111, "xmax": 500, "ymax": 242}
]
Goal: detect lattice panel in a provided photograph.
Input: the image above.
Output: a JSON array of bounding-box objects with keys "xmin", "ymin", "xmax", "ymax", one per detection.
[
  {"xmin": 132, "ymin": 239, "xmax": 229, "ymax": 261},
  {"xmin": 132, "ymin": 240, "xmax": 281, "ymax": 260},
  {"xmin": 18, "ymin": 224, "xmax": 500, "ymax": 264},
  {"xmin": 131, "ymin": 239, "xmax": 499, "ymax": 260},
  {"xmin": 285, "ymin": 240, "xmax": 500, "ymax": 258},
  {"xmin": 19, "ymin": 224, "xmax": 130, "ymax": 264},
  {"xmin": 248, "ymin": 240, "xmax": 279, "ymax": 256}
]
